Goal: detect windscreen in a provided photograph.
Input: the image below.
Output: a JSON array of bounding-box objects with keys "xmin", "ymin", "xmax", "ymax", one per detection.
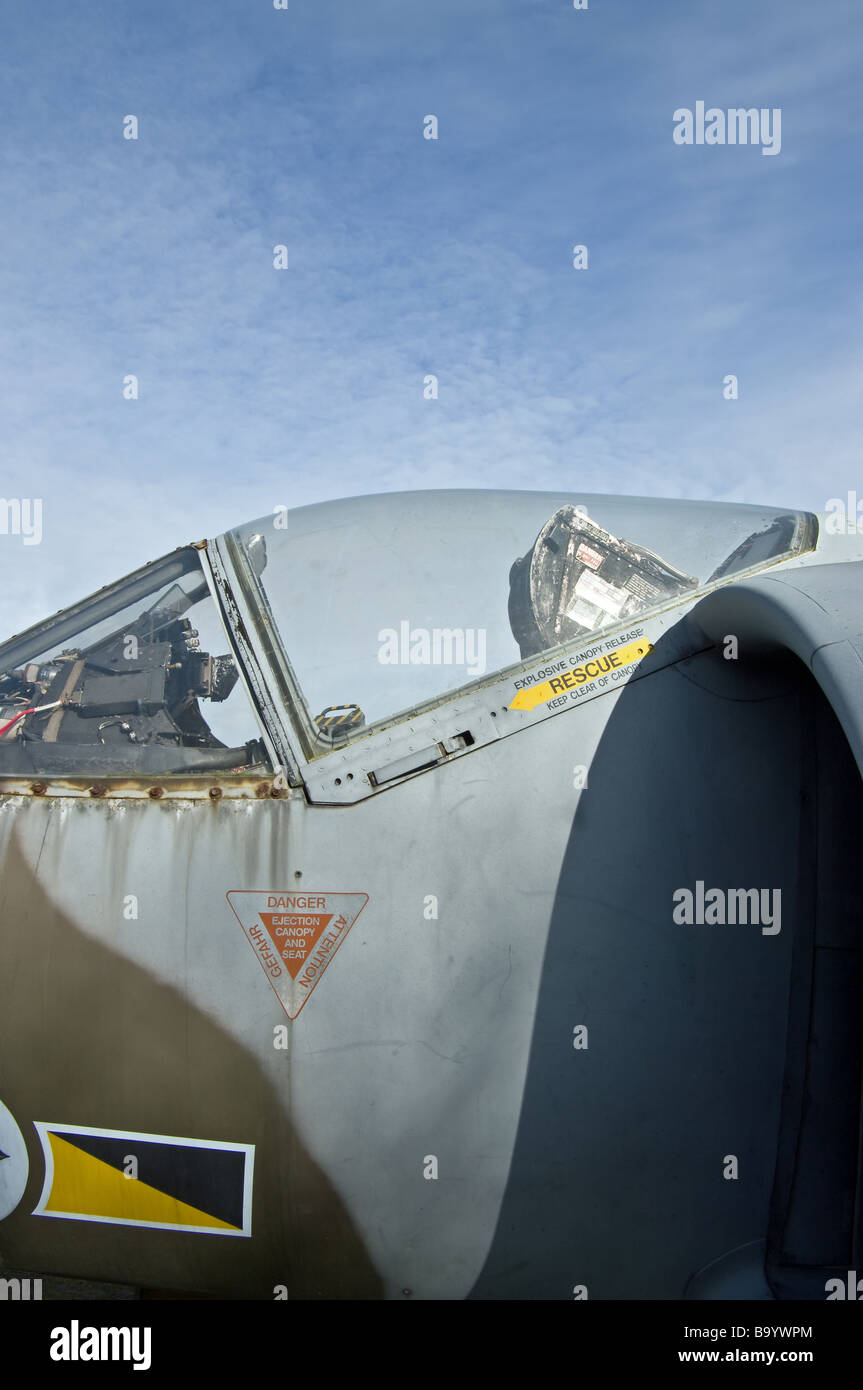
[{"xmin": 0, "ymin": 548, "xmax": 269, "ymax": 776}]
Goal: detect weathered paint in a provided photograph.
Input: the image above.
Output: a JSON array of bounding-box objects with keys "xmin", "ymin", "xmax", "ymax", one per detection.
[{"xmin": 1, "ymin": 495, "xmax": 862, "ymax": 1300}]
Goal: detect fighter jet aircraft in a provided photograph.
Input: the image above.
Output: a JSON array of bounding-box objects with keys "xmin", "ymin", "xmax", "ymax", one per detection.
[{"xmin": 0, "ymin": 489, "xmax": 861, "ymax": 1300}]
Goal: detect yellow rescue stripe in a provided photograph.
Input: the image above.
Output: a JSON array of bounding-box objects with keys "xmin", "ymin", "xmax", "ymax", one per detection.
[{"xmin": 509, "ymin": 639, "xmax": 652, "ymax": 711}]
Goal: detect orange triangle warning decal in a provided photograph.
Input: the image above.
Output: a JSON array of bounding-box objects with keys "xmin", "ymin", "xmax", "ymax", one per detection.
[
  {"xmin": 227, "ymin": 891, "xmax": 369, "ymax": 1020},
  {"xmin": 258, "ymin": 912, "xmax": 334, "ymax": 979}
]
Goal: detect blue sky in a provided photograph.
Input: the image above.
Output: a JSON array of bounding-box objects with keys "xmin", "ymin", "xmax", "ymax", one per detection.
[{"xmin": 1, "ymin": 0, "xmax": 861, "ymax": 629}]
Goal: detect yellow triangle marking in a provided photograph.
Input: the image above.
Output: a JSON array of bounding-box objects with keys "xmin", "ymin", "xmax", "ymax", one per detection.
[{"xmin": 44, "ymin": 1133, "xmax": 239, "ymax": 1230}]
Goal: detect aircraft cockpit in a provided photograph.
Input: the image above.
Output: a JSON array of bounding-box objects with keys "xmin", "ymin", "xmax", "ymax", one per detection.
[
  {"xmin": 0, "ymin": 549, "xmax": 269, "ymax": 776},
  {"xmin": 0, "ymin": 492, "xmax": 818, "ymax": 778}
]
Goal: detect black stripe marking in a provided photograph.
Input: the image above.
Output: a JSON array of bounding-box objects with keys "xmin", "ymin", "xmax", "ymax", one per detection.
[{"xmin": 52, "ymin": 1131, "xmax": 247, "ymax": 1229}]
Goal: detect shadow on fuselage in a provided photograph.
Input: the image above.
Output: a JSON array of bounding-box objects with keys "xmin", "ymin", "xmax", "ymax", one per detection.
[
  {"xmin": 0, "ymin": 832, "xmax": 383, "ymax": 1300},
  {"xmin": 470, "ymin": 631, "xmax": 862, "ymax": 1299}
]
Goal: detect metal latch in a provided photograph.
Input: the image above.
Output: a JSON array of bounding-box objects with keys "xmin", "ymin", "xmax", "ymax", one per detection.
[{"xmin": 369, "ymin": 730, "xmax": 474, "ymax": 787}]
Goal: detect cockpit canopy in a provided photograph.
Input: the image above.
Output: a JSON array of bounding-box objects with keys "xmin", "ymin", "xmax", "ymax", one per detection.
[
  {"xmin": 0, "ymin": 490, "xmax": 818, "ymax": 775},
  {"xmin": 226, "ymin": 491, "xmax": 817, "ymax": 756}
]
